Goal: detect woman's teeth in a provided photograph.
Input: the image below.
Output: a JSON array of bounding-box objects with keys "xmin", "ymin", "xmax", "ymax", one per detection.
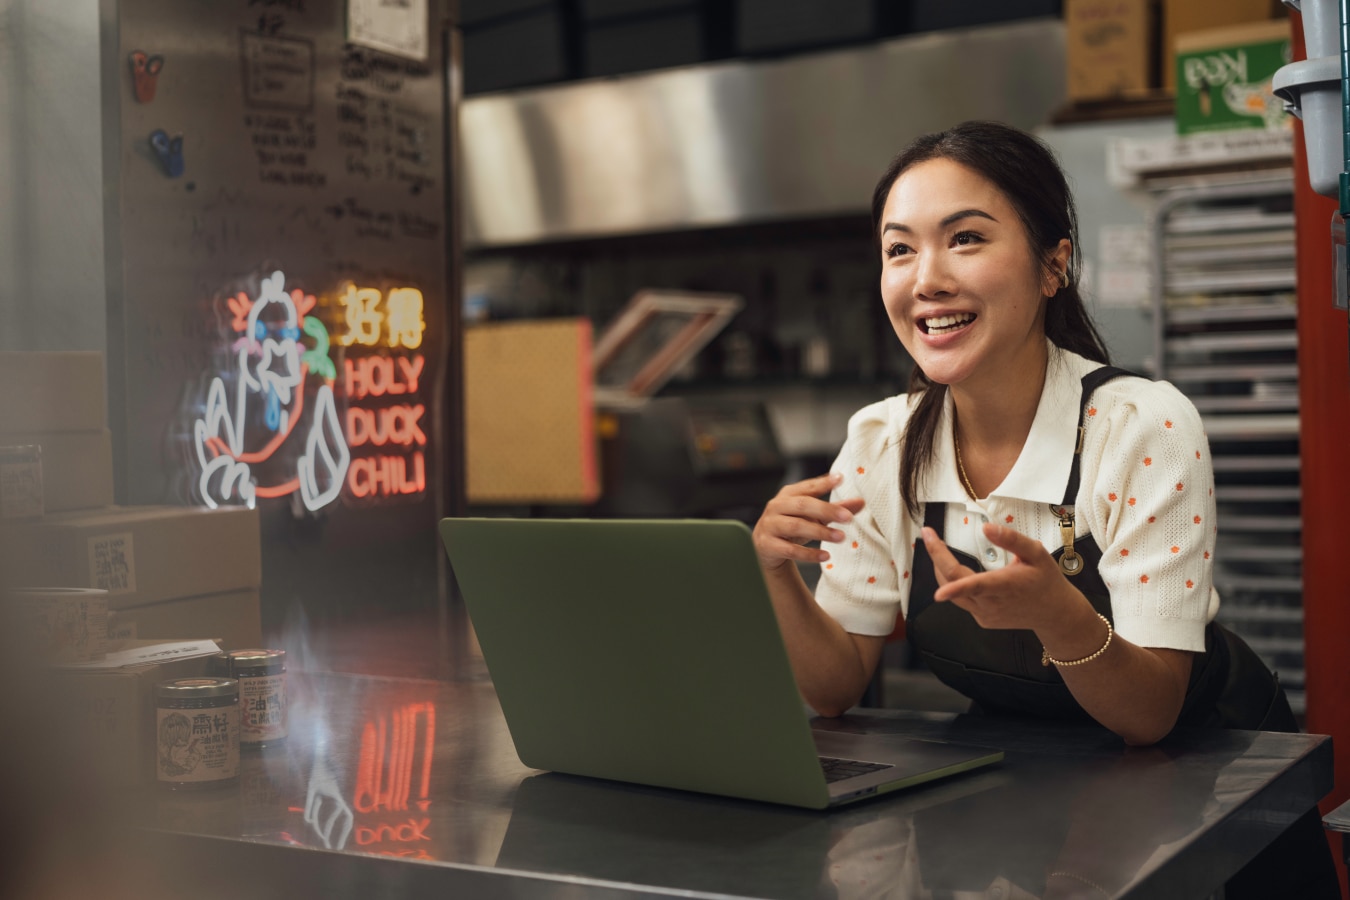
[{"xmin": 924, "ymin": 313, "xmax": 975, "ymax": 335}]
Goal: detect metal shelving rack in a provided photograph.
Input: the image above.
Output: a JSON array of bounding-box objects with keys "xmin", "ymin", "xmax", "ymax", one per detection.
[{"xmin": 1149, "ymin": 176, "xmax": 1306, "ymax": 714}]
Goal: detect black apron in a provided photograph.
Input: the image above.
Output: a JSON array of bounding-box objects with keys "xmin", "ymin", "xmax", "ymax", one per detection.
[{"xmin": 902, "ymin": 366, "xmax": 1338, "ymax": 899}]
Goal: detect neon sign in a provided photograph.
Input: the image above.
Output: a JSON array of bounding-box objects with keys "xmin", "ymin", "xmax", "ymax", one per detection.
[
  {"xmin": 193, "ymin": 270, "xmax": 348, "ymax": 511},
  {"xmin": 338, "ymin": 284, "xmax": 425, "ymax": 349},
  {"xmin": 336, "ymin": 283, "xmax": 428, "ymax": 501},
  {"xmin": 344, "ymin": 355, "xmax": 424, "ymax": 398},
  {"xmin": 190, "ymin": 270, "xmax": 432, "ymax": 509}
]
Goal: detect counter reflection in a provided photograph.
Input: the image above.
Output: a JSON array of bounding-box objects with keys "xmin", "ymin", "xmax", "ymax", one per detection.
[{"xmin": 134, "ymin": 671, "xmax": 1264, "ymax": 899}]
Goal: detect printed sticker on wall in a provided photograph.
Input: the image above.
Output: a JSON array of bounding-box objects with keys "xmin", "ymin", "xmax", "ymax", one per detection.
[
  {"xmin": 149, "ymin": 129, "xmax": 184, "ymax": 178},
  {"xmin": 88, "ymin": 532, "xmax": 136, "ymax": 594},
  {"xmin": 129, "ymin": 51, "xmax": 164, "ymax": 103}
]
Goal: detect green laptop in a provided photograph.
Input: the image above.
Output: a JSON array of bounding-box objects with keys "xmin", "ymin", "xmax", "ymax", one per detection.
[{"xmin": 439, "ymin": 517, "xmax": 1003, "ymax": 809}]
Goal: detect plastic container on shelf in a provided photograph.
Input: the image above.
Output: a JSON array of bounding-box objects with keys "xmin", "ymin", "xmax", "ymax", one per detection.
[{"xmin": 1272, "ymin": 0, "xmax": 1342, "ymax": 199}]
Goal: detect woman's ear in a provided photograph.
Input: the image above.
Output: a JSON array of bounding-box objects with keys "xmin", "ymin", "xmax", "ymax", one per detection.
[{"xmin": 1043, "ymin": 238, "xmax": 1073, "ymax": 296}]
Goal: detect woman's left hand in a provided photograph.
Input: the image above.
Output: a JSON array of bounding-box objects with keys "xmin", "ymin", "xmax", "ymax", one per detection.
[{"xmin": 922, "ymin": 523, "xmax": 1077, "ymax": 632}]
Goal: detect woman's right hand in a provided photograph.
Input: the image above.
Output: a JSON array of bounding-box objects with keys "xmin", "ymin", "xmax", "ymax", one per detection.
[{"xmin": 752, "ymin": 473, "xmax": 866, "ymax": 573}]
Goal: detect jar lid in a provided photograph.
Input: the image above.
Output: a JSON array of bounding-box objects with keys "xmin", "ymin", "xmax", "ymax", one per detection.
[
  {"xmin": 156, "ymin": 677, "xmax": 238, "ymax": 699},
  {"xmin": 224, "ymin": 649, "xmax": 286, "ymax": 666}
]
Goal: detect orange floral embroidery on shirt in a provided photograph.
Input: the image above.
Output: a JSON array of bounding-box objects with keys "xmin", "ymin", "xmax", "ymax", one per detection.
[
  {"xmin": 1186, "ymin": 579, "xmax": 1194, "ymax": 589},
  {"xmin": 856, "ymin": 466, "xmax": 865, "ymax": 474},
  {"xmin": 1088, "ymin": 407, "xmax": 1097, "ymax": 417},
  {"xmin": 867, "ymin": 576, "xmax": 876, "ymax": 584},
  {"xmin": 851, "ymin": 541, "xmax": 859, "ymax": 549},
  {"xmin": 1140, "ymin": 574, "xmax": 1150, "ymax": 584},
  {"xmin": 1108, "ymin": 492, "xmax": 1118, "ymax": 502},
  {"xmin": 1143, "ymin": 457, "xmax": 1152, "ymax": 466},
  {"xmin": 1120, "ymin": 549, "xmax": 1130, "ymax": 557},
  {"xmin": 1005, "ymin": 514, "xmax": 1014, "ymax": 523},
  {"xmin": 825, "ymin": 563, "xmax": 834, "ymax": 569},
  {"xmin": 963, "ymin": 516, "xmax": 969, "ymax": 525},
  {"xmin": 1193, "ymin": 515, "xmax": 1201, "ymax": 524},
  {"xmin": 1204, "ymin": 551, "xmax": 1210, "ymax": 560},
  {"xmin": 1176, "ymin": 482, "xmax": 1185, "ymax": 491},
  {"xmin": 1128, "ymin": 497, "xmax": 1137, "ymax": 506},
  {"xmin": 903, "ymin": 571, "xmax": 909, "ymax": 579},
  {"xmin": 1195, "ymin": 450, "xmax": 1201, "ymax": 459},
  {"xmin": 1171, "ymin": 546, "xmax": 1180, "ymax": 554},
  {"xmin": 1165, "ymin": 420, "xmax": 1174, "ymax": 428},
  {"xmin": 1148, "ymin": 516, "xmax": 1157, "ymax": 523}
]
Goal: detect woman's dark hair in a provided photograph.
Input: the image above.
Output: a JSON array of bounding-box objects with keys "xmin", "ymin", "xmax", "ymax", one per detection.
[{"xmin": 870, "ymin": 120, "xmax": 1111, "ymax": 519}]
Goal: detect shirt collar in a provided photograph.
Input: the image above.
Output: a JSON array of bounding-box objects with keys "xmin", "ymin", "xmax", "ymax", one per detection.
[{"xmin": 918, "ymin": 342, "xmax": 1098, "ymax": 506}]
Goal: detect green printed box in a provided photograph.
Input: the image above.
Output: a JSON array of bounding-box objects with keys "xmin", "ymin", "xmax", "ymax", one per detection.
[{"xmin": 1175, "ymin": 19, "xmax": 1290, "ymax": 136}]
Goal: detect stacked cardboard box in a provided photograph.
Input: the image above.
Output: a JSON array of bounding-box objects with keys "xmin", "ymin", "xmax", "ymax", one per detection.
[
  {"xmin": 1164, "ymin": 0, "xmax": 1286, "ymax": 91},
  {"xmin": 1064, "ymin": 0, "xmax": 1286, "ymax": 103},
  {"xmin": 1064, "ymin": 0, "xmax": 1159, "ymax": 103},
  {"xmin": 8, "ymin": 504, "xmax": 263, "ymax": 648},
  {"xmin": 0, "ymin": 352, "xmax": 113, "ymax": 516},
  {"xmin": 2, "ymin": 351, "xmax": 264, "ymax": 652}
]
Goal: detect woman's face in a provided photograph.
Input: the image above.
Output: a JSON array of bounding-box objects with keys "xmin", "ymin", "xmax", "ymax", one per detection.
[{"xmin": 878, "ymin": 158, "xmax": 1065, "ymax": 393}]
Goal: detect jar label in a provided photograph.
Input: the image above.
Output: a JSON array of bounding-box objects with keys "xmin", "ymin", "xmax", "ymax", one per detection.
[
  {"xmin": 239, "ymin": 673, "xmax": 287, "ymax": 743},
  {"xmin": 156, "ymin": 705, "xmax": 239, "ymax": 783}
]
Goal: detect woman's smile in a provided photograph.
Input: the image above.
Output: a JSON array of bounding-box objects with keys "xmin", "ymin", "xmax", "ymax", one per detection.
[{"xmin": 918, "ymin": 311, "xmax": 977, "ymax": 336}]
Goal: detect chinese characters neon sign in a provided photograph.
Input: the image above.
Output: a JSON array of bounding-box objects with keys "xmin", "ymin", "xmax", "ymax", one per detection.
[
  {"xmin": 190, "ymin": 269, "xmax": 431, "ymax": 510},
  {"xmin": 339, "ymin": 285, "xmax": 426, "ymax": 349}
]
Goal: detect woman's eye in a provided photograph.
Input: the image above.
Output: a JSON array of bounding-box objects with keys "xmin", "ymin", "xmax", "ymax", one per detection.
[
  {"xmin": 952, "ymin": 231, "xmax": 984, "ymax": 246},
  {"xmin": 884, "ymin": 242, "xmax": 912, "ymax": 258}
]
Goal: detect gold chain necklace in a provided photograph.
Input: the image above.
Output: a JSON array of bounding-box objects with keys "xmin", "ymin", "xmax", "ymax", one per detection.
[{"xmin": 953, "ymin": 423, "xmax": 979, "ymax": 501}]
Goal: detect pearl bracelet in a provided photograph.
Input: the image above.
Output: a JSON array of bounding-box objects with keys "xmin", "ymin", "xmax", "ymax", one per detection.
[{"xmin": 1041, "ymin": 613, "xmax": 1113, "ymax": 667}]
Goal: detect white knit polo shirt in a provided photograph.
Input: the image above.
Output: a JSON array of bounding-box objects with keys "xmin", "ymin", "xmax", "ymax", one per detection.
[{"xmin": 815, "ymin": 341, "xmax": 1219, "ymax": 652}]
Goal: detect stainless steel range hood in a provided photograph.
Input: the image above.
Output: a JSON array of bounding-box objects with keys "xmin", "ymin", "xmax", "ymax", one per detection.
[{"xmin": 460, "ymin": 18, "xmax": 1066, "ymax": 248}]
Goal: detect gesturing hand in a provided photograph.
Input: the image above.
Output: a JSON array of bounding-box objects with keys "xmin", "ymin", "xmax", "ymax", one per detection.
[
  {"xmin": 752, "ymin": 473, "xmax": 866, "ymax": 573},
  {"xmin": 922, "ymin": 522, "xmax": 1076, "ymax": 632}
]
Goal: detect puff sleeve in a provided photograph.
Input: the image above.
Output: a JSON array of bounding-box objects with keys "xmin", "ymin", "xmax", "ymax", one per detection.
[
  {"xmin": 1076, "ymin": 379, "xmax": 1218, "ymax": 652},
  {"xmin": 814, "ymin": 397, "xmax": 922, "ymax": 636}
]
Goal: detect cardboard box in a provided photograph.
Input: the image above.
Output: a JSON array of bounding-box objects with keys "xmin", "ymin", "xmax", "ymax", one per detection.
[
  {"xmin": 1175, "ymin": 20, "xmax": 1291, "ymax": 136},
  {"xmin": 107, "ymin": 588, "xmax": 262, "ymax": 651},
  {"xmin": 5, "ymin": 505, "xmax": 261, "ymax": 610},
  {"xmin": 1065, "ymin": 0, "xmax": 1159, "ymax": 102},
  {"xmin": 0, "ymin": 351, "xmax": 107, "ymax": 432},
  {"xmin": 11, "ymin": 587, "xmax": 109, "ymax": 663},
  {"xmin": 0, "ymin": 429, "xmax": 114, "ymax": 513},
  {"xmin": 54, "ymin": 641, "xmax": 217, "ymax": 787},
  {"xmin": 1164, "ymin": 0, "xmax": 1285, "ymax": 91}
]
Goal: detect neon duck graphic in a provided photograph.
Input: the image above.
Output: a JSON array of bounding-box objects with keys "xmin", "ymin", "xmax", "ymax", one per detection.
[{"xmin": 193, "ymin": 270, "xmax": 349, "ymax": 511}]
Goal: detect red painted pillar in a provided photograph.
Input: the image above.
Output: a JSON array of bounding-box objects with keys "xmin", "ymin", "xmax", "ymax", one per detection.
[{"xmin": 1289, "ymin": 11, "xmax": 1350, "ymax": 895}]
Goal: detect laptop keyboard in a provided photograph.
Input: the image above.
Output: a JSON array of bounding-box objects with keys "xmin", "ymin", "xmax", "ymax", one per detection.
[{"xmin": 818, "ymin": 755, "xmax": 893, "ymax": 784}]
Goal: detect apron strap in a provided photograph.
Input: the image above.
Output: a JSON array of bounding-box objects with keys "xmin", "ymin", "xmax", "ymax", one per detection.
[{"xmin": 1059, "ymin": 366, "xmax": 1143, "ymax": 507}]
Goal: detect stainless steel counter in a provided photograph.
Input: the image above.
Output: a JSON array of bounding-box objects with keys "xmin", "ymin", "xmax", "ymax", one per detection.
[{"xmin": 122, "ymin": 671, "xmax": 1331, "ymax": 899}]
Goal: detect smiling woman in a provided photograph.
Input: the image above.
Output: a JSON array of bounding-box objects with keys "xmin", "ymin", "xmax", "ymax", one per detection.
[{"xmin": 749, "ymin": 121, "xmax": 1339, "ymax": 899}]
